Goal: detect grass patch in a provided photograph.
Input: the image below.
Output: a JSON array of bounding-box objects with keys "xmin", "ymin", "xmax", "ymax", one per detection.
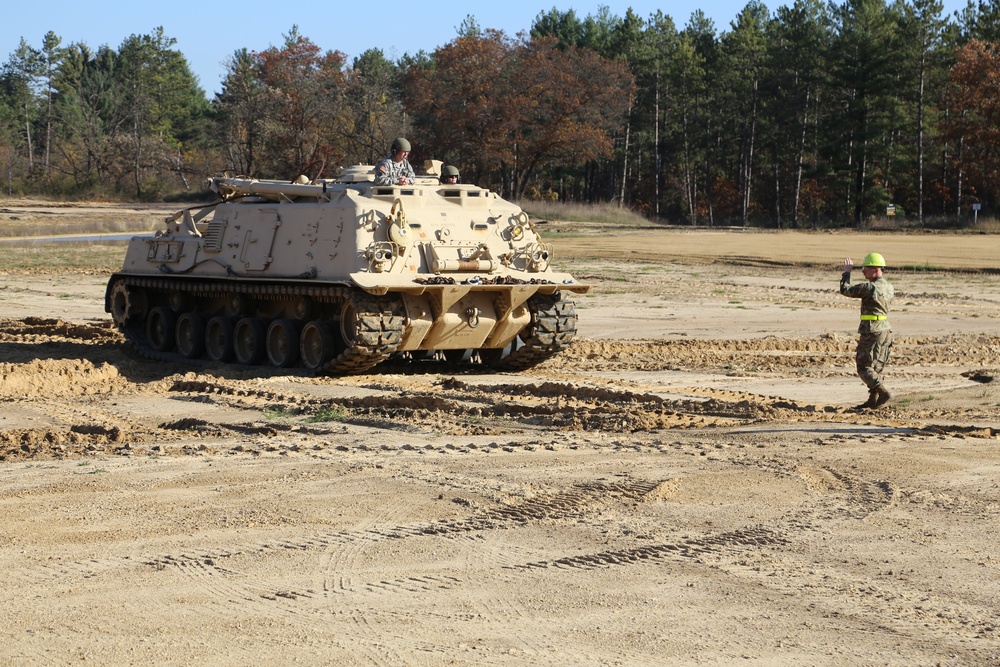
[
  {"xmin": 304, "ymin": 405, "xmax": 348, "ymax": 423},
  {"xmin": 899, "ymin": 263, "xmax": 947, "ymax": 272},
  {"xmin": 971, "ymin": 216, "xmax": 1000, "ymax": 232},
  {"xmin": 0, "ymin": 242, "xmax": 125, "ymax": 272}
]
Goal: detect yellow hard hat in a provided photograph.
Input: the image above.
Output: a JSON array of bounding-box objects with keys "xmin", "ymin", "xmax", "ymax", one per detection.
[{"xmin": 862, "ymin": 252, "xmax": 886, "ymax": 267}]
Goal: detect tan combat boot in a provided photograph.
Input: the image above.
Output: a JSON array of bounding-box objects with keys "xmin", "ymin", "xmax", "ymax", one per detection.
[
  {"xmin": 872, "ymin": 385, "xmax": 892, "ymax": 408},
  {"xmin": 854, "ymin": 388, "xmax": 879, "ymax": 410}
]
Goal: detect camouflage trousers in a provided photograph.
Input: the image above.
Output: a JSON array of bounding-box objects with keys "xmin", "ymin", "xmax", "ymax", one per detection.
[{"xmin": 856, "ymin": 330, "xmax": 893, "ymax": 390}]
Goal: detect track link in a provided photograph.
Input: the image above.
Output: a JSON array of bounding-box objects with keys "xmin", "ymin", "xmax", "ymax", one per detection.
[
  {"xmin": 483, "ymin": 292, "xmax": 578, "ymax": 371},
  {"xmin": 107, "ymin": 275, "xmax": 404, "ymax": 375}
]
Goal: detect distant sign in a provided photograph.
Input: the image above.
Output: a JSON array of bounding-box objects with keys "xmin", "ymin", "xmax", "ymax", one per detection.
[
  {"xmin": 972, "ymin": 203, "xmax": 982, "ymax": 211},
  {"xmin": 886, "ymin": 204, "xmax": 896, "ymax": 217}
]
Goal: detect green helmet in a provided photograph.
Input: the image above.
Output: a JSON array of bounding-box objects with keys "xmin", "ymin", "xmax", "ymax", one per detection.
[
  {"xmin": 862, "ymin": 252, "xmax": 886, "ymax": 268},
  {"xmin": 441, "ymin": 165, "xmax": 460, "ymax": 178},
  {"xmin": 391, "ymin": 137, "xmax": 411, "ymax": 153}
]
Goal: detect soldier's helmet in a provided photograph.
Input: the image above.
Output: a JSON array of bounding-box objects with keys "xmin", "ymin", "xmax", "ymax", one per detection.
[
  {"xmin": 441, "ymin": 165, "xmax": 460, "ymax": 180},
  {"xmin": 862, "ymin": 252, "xmax": 886, "ymax": 268},
  {"xmin": 391, "ymin": 137, "xmax": 411, "ymax": 154}
]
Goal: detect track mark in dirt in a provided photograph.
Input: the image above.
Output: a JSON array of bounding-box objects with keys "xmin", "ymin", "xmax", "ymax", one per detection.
[
  {"xmin": 258, "ymin": 588, "xmax": 319, "ymax": 602},
  {"xmin": 762, "ymin": 554, "xmax": 1000, "ymax": 643},
  {"xmin": 145, "ymin": 550, "xmax": 242, "ymax": 576},
  {"xmin": 821, "ymin": 468, "xmax": 898, "ymax": 519},
  {"xmin": 149, "ymin": 549, "xmax": 364, "ymax": 635},
  {"xmin": 725, "ymin": 454, "xmax": 901, "ymax": 528},
  {"xmin": 18, "ymin": 478, "xmax": 667, "ymax": 587},
  {"xmin": 362, "ymin": 478, "xmax": 665, "ymax": 540},
  {"xmin": 317, "ymin": 494, "xmax": 438, "ymax": 666},
  {"xmin": 361, "ymin": 575, "xmax": 463, "ymax": 595},
  {"xmin": 163, "ymin": 371, "xmax": 997, "ymax": 442},
  {"xmin": 507, "ymin": 526, "xmax": 786, "ymax": 571}
]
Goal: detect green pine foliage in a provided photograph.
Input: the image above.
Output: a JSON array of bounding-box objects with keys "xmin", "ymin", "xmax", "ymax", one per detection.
[{"xmin": 0, "ymin": 6, "xmax": 996, "ymax": 227}]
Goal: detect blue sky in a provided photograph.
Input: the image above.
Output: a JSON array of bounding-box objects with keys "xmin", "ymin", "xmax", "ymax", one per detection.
[{"xmin": 5, "ymin": 0, "xmax": 967, "ymax": 96}]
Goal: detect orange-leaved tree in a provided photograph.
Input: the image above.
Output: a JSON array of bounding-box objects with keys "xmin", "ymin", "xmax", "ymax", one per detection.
[
  {"xmin": 404, "ymin": 29, "xmax": 514, "ymax": 185},
  {"xmin": 941, "ymin": 38, "xmax": 1000, "ymax": 208},
  {"xmin": 405, "ymin": 32, "xmax": 633, "ymax": 199},
  {"xmin": 254, "ymin": 27, "xmax": 349, "ymax": 179}
]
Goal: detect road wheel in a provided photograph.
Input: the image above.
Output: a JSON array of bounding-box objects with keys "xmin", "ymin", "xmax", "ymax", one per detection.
[
  {"xmin": 175, "ymin": 312, "xmax": 207, "ymax": 359},
  {"xmin": 266, "ymin": 319, "xmax": 301, "ymax": 368},
  {"xmin": 234, "ymin": 317, "xmax": 268, "ymax": 365},
  {"xmin": 146, "ymin": 307, "xmax": 176, "ymax": 352},
  {"xmin": 300, "ymin": 321, "xmax": 338, "ymax": 371},
  {"xmin": 205, "ymin": 316, "xmax": 237, "ymax": 362}
]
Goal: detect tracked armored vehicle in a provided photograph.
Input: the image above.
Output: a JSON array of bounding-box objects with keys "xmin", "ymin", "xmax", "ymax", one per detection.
[{"xmin": 105, "ymin": 166, "xmax": 589, "ymax": 375}]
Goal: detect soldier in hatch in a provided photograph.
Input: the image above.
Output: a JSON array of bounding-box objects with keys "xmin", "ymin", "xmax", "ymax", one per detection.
[
  {"xmin": 440, "ymin": 165, "xmax": 460, "ymax": 184},
  {"xmin": 375, "ymin": 137, "xmax": 415, "ymax": 186}
]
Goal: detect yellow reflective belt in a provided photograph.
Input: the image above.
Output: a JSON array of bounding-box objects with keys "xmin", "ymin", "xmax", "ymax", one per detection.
[{"xmin": 860, "ymin": 315, "xmax": 887, "ymax": 321}]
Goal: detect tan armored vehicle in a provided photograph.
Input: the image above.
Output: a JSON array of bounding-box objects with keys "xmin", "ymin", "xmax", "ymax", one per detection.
[{"xmin": 105, "ymin": 165, "xmax": 589, "ymax": 375}]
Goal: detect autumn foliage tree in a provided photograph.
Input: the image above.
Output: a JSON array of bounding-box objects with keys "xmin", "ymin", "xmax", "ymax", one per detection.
[
  {"xmin": 405, "ymin": 31, "xmax": 633, "ymax": 199},
  {"xmin": 216, "ymin": 27, "xmax": 350, "ymax": 180},
  {"xmin": 503, "ymin": 37, "xmax": 635, "ymax": 199},
  {"xmin": 404, "ymin": 30, "xmax": 514, "ymax": 184},
  {"xmin": 255, "ymin": 27, "xmax": 350, "ymax": 179},
  {"xmin": 942, "ymin": 38, "xmax": 1000, "ymax": 207}
]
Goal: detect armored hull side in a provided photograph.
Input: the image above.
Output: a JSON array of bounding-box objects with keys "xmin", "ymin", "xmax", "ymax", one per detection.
[{"xmin": 106, "ymin": 171, "xmax": 588, "ymax": 374}]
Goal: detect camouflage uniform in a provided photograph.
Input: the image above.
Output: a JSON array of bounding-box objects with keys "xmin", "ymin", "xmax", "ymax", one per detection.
[
  {"xmin": 374, "ymin": 155, "xmax": 415, "ymax": 186},
  {"xmin": 840, "ymin": 270, "xmax": 894, "ymax": 395}
]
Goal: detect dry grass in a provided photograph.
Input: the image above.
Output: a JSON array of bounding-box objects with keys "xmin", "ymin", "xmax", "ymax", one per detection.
[
  {"xmin": 0, "ymin": 218, "xmax": 153, "ymax": 238},
  {"xmin": 0, "ymin": 242, "xmax": 126, "ymax": 273},
  {"xmin": 520, "ymin": 200, "xmax": 653, "ymax": 228},
  {"xmin": 0, "ymin": 201, "xmax": 171, "ymax": 238}
]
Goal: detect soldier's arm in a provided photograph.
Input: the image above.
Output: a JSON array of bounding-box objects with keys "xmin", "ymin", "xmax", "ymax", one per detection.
[
  {"xmin": 374, "ymin": 160, "xmax": 393, "ymax": 185},
  {"xmin": 840, "ymin": 258, "xmax": 853, "ymax": 295}
]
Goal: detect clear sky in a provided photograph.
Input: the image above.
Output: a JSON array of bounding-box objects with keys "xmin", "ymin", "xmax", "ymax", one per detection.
[{"xmin": 4, "ymin": 0, "xmax": 966, "ymax": 96}]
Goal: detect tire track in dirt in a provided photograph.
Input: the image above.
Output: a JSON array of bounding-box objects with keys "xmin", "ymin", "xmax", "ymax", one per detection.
[
  {"xmin": 321, "ymin": 476, "xmax": 669, "ymax": 664},
  {"xmin": 739, "ymin": 540, "xmax": 1000, "ymax": 643},
  {"xmin": 9, "ymin": 478, "xmax": 667, "ymax": 602},
  {"xmin": 505, "ymin": 525, "xmax": 786, "ymax": 572},
  {"xmin": 316, "ymin": 489, "xmax": 440, "ymax": 667},
  {"xmin": 12, "ymin": 476, "xmax": 670, "ymax": 661}
]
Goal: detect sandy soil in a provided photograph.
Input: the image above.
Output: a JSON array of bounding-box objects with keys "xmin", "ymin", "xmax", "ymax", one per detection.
[{"xmin": 2, "ymin": 204, "xmax": 1000, "ymax": 666}]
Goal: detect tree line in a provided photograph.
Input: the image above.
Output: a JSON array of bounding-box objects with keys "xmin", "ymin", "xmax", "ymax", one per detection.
[{"xmin": 3, "ymin": 2, "xmax": 1000, "ymax": 226}]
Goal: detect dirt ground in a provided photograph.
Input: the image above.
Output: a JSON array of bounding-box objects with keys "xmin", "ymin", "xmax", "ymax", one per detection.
[{"xmin": 2, "ymin": 203, "xmax": 999, "ymax": 666}]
